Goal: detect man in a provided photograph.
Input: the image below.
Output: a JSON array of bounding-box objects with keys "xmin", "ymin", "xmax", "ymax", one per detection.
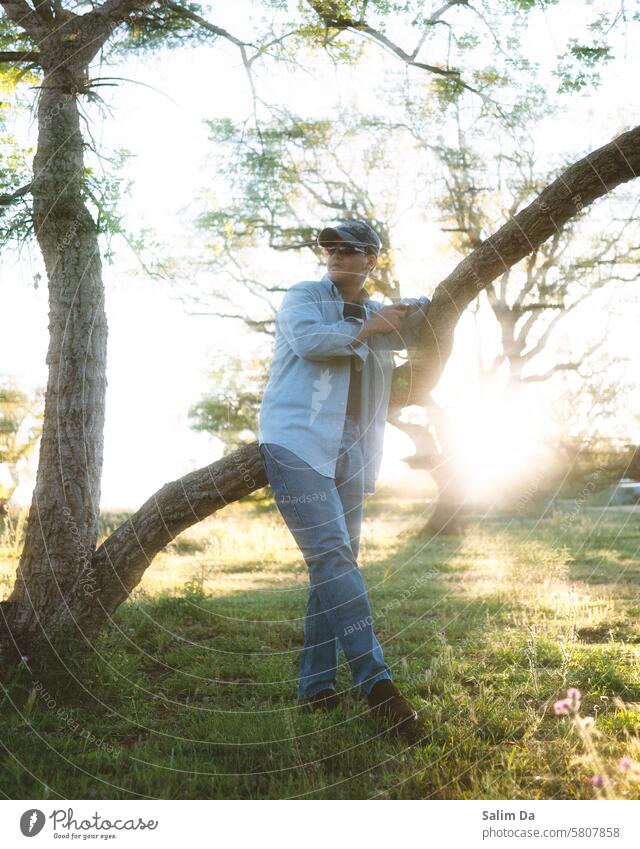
[{"xmin": 258, "ymin": 219, "xmax": 431, "ymax": 731}]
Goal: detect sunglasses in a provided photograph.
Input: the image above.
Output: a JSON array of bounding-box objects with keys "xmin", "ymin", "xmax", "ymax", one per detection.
[{"xmin": 323, "ymin": 244, "xmax": 369, "ymax": 257}]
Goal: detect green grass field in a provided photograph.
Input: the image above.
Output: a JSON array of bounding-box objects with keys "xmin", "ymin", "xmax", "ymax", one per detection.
[{"xmin": 2, "ymin": 495, "xmax": 640, "ymax": 799}]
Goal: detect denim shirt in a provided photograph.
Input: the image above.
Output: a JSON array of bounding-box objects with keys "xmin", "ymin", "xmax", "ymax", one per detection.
[{"xmin": 258, "ymin": 273, "xmax": 431, "ymax": 494}]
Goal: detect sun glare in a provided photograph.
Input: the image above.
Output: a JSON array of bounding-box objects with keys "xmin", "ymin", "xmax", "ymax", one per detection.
[{"xmin": 449, "ymin": 395, "xmax": 548, "ymax": 504}]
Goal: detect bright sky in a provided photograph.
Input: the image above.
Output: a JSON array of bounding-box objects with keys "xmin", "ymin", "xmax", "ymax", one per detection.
[{"xmin": 1, "ymin": 0, "xmax": 639, "ymax": 508}]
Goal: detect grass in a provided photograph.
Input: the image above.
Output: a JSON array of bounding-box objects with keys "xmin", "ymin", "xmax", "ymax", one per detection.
[{"xmin": 1, "ymin": 495, "xmax": 640, "ymax": 799}]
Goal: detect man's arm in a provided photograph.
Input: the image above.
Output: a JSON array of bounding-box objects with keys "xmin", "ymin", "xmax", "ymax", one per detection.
[
  {"xmin": 278, "ymin": 284, "xmax": 370, "ymax": 364},
  {"xmin": 368, "ymin": 296, "xmax": 432, "ymax": 351}
]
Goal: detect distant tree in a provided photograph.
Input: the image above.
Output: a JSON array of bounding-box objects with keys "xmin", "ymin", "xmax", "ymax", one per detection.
[
  {"xmin": 193, "ymin": 109, "xmax": 409, "ymax": 306},
  {"xmin": 0, "ymin": 382, "xmax": 43, "ymax": 512},
  {"xmin": 188, "ymin": 354, "xmax": 266, "ymax": 452}
]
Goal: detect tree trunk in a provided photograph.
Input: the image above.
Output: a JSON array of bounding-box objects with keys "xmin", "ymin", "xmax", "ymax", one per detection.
[
  {"xmin": 2, "ymin": 124, "xmax": 640, "ymax": 671},
  {"xmin": 420, "ymin": 479, "xmax": 469, "ymax": 536},
  {"xmin": 2, "ymin": 62, "xmax": 108, "ymax": 658},
  {"xmin": 387, "ymin": 398, "xmax": 470, "ymax": 536}
]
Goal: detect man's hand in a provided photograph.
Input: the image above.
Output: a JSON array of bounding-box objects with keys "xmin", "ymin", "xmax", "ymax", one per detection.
[{"xmin": 363, "ymin": 304, "xmax": 412, "ymax": 338}]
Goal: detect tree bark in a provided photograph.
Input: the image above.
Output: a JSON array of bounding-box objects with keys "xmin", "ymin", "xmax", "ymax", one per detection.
[
  {"xmin": 2, "ymin": 120, "xmax": 640, "ymax": 667},
  {"xmin": 3, "ymin": 59, "xmax": 108, "ymax": 654}
]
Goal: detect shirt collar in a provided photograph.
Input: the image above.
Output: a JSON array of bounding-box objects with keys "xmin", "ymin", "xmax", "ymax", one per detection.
[{"xmin": 320, "ymin": 273, "xmax": 370, "ymax": 304}]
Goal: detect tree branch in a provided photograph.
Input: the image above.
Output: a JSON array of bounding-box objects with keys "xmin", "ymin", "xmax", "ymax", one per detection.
[
  {"xmin": 0, "ymin": 0, "xmax": 50, "ymax": 41},
  {"xmin": 0, "ymin": 49, "xmax": 41, "ymax": 64},
  {"xmin": 521, "ymin": 335, "xmax": 609, "ymax": 384},
  {"xmin": 304, "ymin": 0, "xmax": 481, "ymax": 96},
  {"xmin": 0, "ymin": 183, "xmax": 32, "ymax": 209},
  {"xmin": 409, "ymin": 1, "xmax": 466, "ymax": 59},
  {"xmin": 187, "ymin": 310, "xmax": 275, "ymax": 332},
  {"xmin": 87, "ymin": 0, "xmax": 152, "ymax": 28},
  {"xmin": 162, "ymin": 0, "xmax": 247, "ymax": 49},
  {"xmin": 162, "ymin": 0, "xmax": 262, "ymax": 125},
  {"xmin": 520, "ymin": 362, "xmax": 580, "ymax": 383},
  {"xmin": 72, "ymin": 0, "xmax": 158, "ymax": 64}
]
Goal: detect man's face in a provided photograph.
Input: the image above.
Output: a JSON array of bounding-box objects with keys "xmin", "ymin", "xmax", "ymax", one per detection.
[{"xmin": 324, "ymin": 241, "xmax": 376, "ymax": 288}]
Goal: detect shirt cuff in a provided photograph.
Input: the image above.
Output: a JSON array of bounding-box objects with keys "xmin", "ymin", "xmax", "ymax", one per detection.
[{"xmin": 345, "ymin": 317, "xmax": 368, "ymax": 363}]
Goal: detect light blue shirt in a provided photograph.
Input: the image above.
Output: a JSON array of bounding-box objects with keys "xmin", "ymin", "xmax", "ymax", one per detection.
[{"xmin": 258, "ymin": 273, "xmax": 431, "ymax": 494}]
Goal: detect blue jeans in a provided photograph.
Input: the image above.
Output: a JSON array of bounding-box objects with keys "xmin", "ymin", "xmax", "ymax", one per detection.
[{"xmin": 259, "ymin": 414, "xmax": 392, "ymax": 700}]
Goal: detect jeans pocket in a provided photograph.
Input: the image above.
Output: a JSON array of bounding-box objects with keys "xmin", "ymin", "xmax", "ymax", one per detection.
[{"xmin": 260, "ymin": 443, "xmax": 310, "ymax": 533}]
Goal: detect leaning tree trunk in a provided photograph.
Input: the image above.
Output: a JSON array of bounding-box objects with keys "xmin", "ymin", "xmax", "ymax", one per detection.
[
  {"xmin": 1, "ymin": 62, "xmax": 108, "ymax": 658},
  {"xmin": 2, "ymin": 123, "xmax": 640, "ymax": 670}
]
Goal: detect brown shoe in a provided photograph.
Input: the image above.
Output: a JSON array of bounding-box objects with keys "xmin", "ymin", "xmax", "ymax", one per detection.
[
  {"xmin": 300, "ymin": 689, "xmax": 340, "ymax": 712},
  {"xmin": 366, "ymin": 680, "xmax": 417, "ymax": 729}
]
